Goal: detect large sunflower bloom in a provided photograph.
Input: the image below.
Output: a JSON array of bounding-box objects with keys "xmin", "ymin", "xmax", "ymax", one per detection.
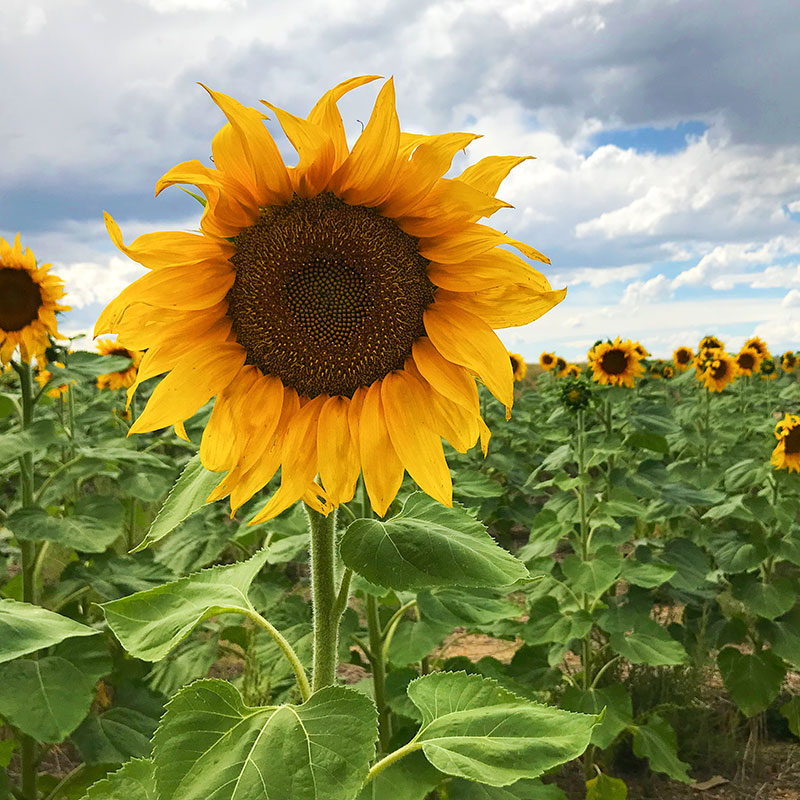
[
  {"xmin": 781, "ymin": 351, "xmax": 797, "ymax": 374},
  {"xmin": 539, "ymin": 352, "xmax": 556, "ymax": 371},
  {"xmin": 508, "ymin": 352, "xmax": 527, "ymax": 382},
  {"xmin": 772, "ymin": 414, "xmax": 800, "ymax": 473},
  {"xmin": 744, "ymin": 335, "xmax": 770, "ymax": 360},
  {"xmin": 590, "ymin": 337, "xmax": 643, "ymax": 388},
  {"xmin": 735, "ymin": 346, "xmax": 762, "ymax": 377},
  {"xmin": 95, "ymin": 77, "xmax": 565, "ymax": 520},
  {"xmin": 0, "ymin": 235, "xmax": 70, "ymax": 365},
  {"xmin": 96, "ymin": 339, "xmax": 143, "ymax": 390},
  {"xmin": 698, "ymin": 351, "xmax": 737, "ymax": 392},
  {"xmin": 673, "ymin": 346, "xmax": 693, "ymax": 371}
]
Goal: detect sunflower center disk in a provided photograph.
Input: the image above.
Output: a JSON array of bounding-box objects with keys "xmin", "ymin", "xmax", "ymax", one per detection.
[
  {"xmin": 785, "ymin": 427, "xmax": 800, "ymax": 456},
  {"xmin": 0, "ymin": 268, "xmax": 43, "ymax": 332},
  {"xmin": 739, "ymin": 354, "xmax": 754, "ymax": 370},
  {"xmin": 711, "ymin": 361, "xmax": 728, "ymax": 380},
  {"xmin": 600, "ymin": 349, "xmax": 628, "ymax": 375},
  {"xmin": 228, "ymin": 192, "xmax": 434, "ymax": 398}
]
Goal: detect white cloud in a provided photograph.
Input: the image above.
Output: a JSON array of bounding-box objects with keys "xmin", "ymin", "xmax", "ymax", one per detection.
[
  {"xmin": 621, "ymin": 273, "xmax": 672, "ymax": 305},
  {"xmin": 141, "ymin": 0, "xmax": 245, "ymax": 11},
  {"xmin": 781, "ymin": 289, "xmax": 800, "ymax": 307},
  {"xmin": 56, "ymin": 256, "xmax": 145, "ymax": 310}
]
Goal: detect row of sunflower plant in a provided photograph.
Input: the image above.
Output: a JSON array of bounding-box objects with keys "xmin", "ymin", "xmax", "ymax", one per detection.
[{"xmin": 0, "ymin": 77, "xmax": 602, "ymax": 800}]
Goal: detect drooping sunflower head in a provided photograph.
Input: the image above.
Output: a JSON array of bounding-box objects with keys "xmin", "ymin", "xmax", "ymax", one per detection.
[
  {"xmin": 698, "ymin": 350, "xmax": 738, "ymax": 392},
  {"xmin": 0, "ymin": 236, "xmax": 70, "ymax": 365},
  {"xmin": 782, "ymin": 351, "xmax": 798, "ymax": 373},
  {"xmin": 590, "ymin": 337, "xmax": 643, "ymax": 388},
  {"xmin": 560, "ymin": 378, "xmax": 591, "ymax": 413},
  {"xmin": 539, "ymin": 351, "xmax": 556, "ymax": 371},
  {"xmin": 633, "ymin": 341, "xmax": 649, "ymax": 359},
  {"xmin": 744, "ymin": 336, "xmax": 770, "ymax": 359},
  {"xmin": 663, "ymin": 364, "xmax": 674, "ymax": 379},
  {"xmin": 761, "ymin": 357, "xmax": 777, "ymax": 378},
  {"xmin": 96, "ymin": 339, "xmax": 143, "ymax": 390},
  {"xmin": 564, "ymin": 363, "xmax": 581, "ymax": 379},
  {"xmin": 35, "ymin": 361, "xmax": 71, "ymax": 398},
  {"xmin": 735, "ymin": 346, "xmax": 762, "ymax": 377},
  {"xmin": 699, "ymin": 335, "xmax": 724, "ymax": 352},
  {"xmin": 95, "ymin": 77, "xmax": 566, "ymax": 521},
  {"xmin": 772, "ymin": 413, "xmax": 800, "ymax": 473},
  {"xmin": 508, "ymin": 352, "xmax": 527, "ymax": 382},
  {"xmin": 673, "ymin": 346, "xmax": 693, "ymax": 370},
  {"xmin": 555, "ymin": 356, "xmax": 568, "ymax": 376}
]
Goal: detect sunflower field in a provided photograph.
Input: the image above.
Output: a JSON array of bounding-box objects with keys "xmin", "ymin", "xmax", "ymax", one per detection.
[{"xmin": 2, "ymin": 78, "xmax": 800, "ymax": 800}]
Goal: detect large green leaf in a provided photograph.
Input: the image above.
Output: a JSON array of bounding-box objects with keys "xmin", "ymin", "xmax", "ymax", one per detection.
[
  {"xmin": 560, "ymin": 547, "xmax": 623, "ymax": 599},
  {"xmin": 0, "ymin": 419, "xmax": 59, "ymax": 467},
  {"xmin": 78, "ymin": 758, "xmax": 157, "ymax": 800},
  {"xmin": 133, "ymin": 454, "xmax": 223, "ymax": 551},
  {"xmin": 152, "ymin": 680, "xmax": 377, "ymax": 800},
  {"xmin": 358, "ymin": 751, "xmax": 441, "ymax": 800},
  {"xmin": 102, "ymin": 550, "xmax": 269, "ymax": 661},
  {"xmin": 449, "ymin": 778, "xmax": 567, "ymax": 798},
  {"xmin": 340, "ymin": 493, "xmax": 528, "ymax": 590},
  {"xmin": 608, "ymin": 625, "xmax": 688, "ymax": 666},
  {"xmin": 407, "ymin": 671, "xmax": 596, "ymax": 787},
  {"xmin": 561, "ymin": 684, "xmax": 632, "ymax": 749},
  {"xmin": 631, "ymin": 714, "xmax": 691, "ymax": 783},
  {"xmin": 0, "ymin": 656, "xmax": 96, "ymax": 742},
  {"xmin": 418, "ymin": 588, "xmax": 521, "ymax": 629},
  {"xmin": 730, "ymin": 575, "xmax": 796, "ymax": 620},
  {"xmin": 717, "ymin": 647, "xmax": 785, "ymax": 717},
  {"xmin": 0, "ymin": 598, "xmax": 97, "ymax": 663},
  {"xmin": 780, "ymin": 696, "xmax": 800, "ymax": 738}
]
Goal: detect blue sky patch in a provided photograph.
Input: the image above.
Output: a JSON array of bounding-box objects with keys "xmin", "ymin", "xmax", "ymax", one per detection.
[{"xmin": 591, "ymin": 121, "xmax": 708, "ymax": 155}]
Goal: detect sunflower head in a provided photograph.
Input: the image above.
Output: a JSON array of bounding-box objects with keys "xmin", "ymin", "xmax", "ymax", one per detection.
[
  {"xmin": 35, "ymin": 361, "xmax": 72, "ymax": 398},
  {"xmin": 539, "ymin": 352, "xmax": 556, "ymax": 371},
  {"xmin": 554, "ymin": 356, "xmax": 568, "ymax": 376},
  {"xmin": 772, "ymin": 413, "xmax": 800, "ymax": 473},
  {"xmin": 735, "ymin": 346, "xmax": 762, "ymax": 377},
  {"xmin": 744, "ymin": 336, "xmax": 770, "ymax": 359},
  {"xmin": 662, "ymin": 364, "xmax": 674, "ymax": 379},
  {"xmin": 586, "ymin": 340, "xmax": 604, "ymax": 365},
  {"xmin": 590, "ymin": 337, "xmax": 643, "ymax": 388},
  {"xmin": 781, "ymin": 351, "xmax": 797, "ymax": 373},
  {"xmin": 673, "ymin": 346, "xmax": 694, "ymax": 371},
  {"xmin": 699, "ymin": 335, "xmax": 724, "ymax": 352},
  {"xmin": 95, "ymin": 77, "xmax": 566, "ymax": 521},
  {"xmin": 560, "ymin": 378, "xmax": 591, "ymax": 413},
  {"xmin": 564, "ymin": 363, "xmax": 581, "ymax": 378},
  {"xmin": 698, "ymin": 350, "xmax": 738, "ymax": 392},
  {"xmin": 761, "ymin": 357, "xmax": 777, "ymax": 378},
  {"xmin": 633, "ymin": 341, "xmax": 649, "ymax": 359},
  {"xmin": 0, "ymin": 236, "xmax": 70, "ymax": 365},
  {"xmin": 508, "ymin": 352, "xmax": 527, "ymax": 382},
  {"xmin": 96, "ymin": 339, "xmax": 143, "ymax": 390}
]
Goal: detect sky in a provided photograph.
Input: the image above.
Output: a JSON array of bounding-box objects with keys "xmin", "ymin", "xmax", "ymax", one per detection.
[{"xmin": 3, "ymin": 0, "xmax": 800, "ymax": 361}]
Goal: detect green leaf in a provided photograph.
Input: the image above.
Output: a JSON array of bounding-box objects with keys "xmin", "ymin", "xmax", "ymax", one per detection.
[
  {"xmin": 388, "ymin": 618, "xmax": 450, "ymax": 666},
  {"xmin": 560, "ymin": 547, "xmax": 623, "ymax": 599},
  {"xmin": 0, "ymin": 419, "xmax": 59, "ymax": 466},
  {"xmin": 0, "ymin": 739, "xmax": 17, "ymax": 768},
  {"xmin": 133, "ymin": 454, "xmax": 223, "ymax": 552},
  {"xmin": 449, "ymin": 778, "xmax": 567, "ymax": 799},
  {"xmin": 780, "ymin": 696, "xmax": 800, "ymax": 738},
  {"xmin": 561, "ymin": 684, "xmax": 633, "ymax": 749},
  {"xmin": 340, "ymin": 493, "xmax": 528, "ymax": 590},
  {"xmin": 102, "ymin": 550, "xmax": 269, "ymax": 661},
  {"xmin": 763, "ymin": 620, "xmax": 800, "ymax": 669},
  {"xmin": 407, "ymin": 671, "xmax": 596, "ymax": 786},
  {"xmin": 625, "ymin": 431, "xmax": 668, "ymax": 453},
  {"xmin": 717, "ymin": 647, "xmax": 785, "ymax": 717},
  {"xmin": 608, "ymin": 626, "xmax": 688, "ymax": 666},
  {"xmin": 152, "ymin": 680, "xmax": 377, "ymax": 800},
  {"xmin": 620, "ymin": 560, "xmax": 675, "ymax": 589},
  {"xmin": 418, "ymin": 588, "xmax": 521, "ymax": 628},
  {"xmin": 52, "ymin": 351, "xmax": 132, "ymax": 378},
  {"xmin": 453, "ymin": 470, "xmax": 505, "ymax": 499},
  {"xmin": 586, "ymin": 773, "xmax": 628, "ymax": 799},
  {"xmin": 0, "ymin": 656, "xmax": 96, "ymax": 742},
  {"xmin": 78, "ymin": 758, "xmax": 157, "ymax": 800},
  {"xmin": 523, "ymin": 598, "xmax": 590, "ymax": 646},
  {"xmin": 0, "ymin": 393, "xmax": 17, "ymax": 420},
  {"xmin": 358, "ymin": 751, "xmax": 441, "ymax": 800},
  {"xmin": 0, "ymin": 598, "xmax": 97, "ymax": 663},
  {"xmin": 730, "ymin": 575, "xmax": 796, "ymax": 620},
  {"xmin": 631, "ymin": 714, "xmax": 691, "ymax": 783}
]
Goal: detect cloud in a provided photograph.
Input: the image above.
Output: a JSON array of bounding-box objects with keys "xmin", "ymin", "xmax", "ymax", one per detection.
[
  {"xmin": 621, "ymin": 273, "xmax": 672, "ymax": 305},
  {"xmin": 56, "ymin": 256, "xmax": 145, "ymax": 310},
  {"xmin": 781, "ymin": 289, "xmax": 800, "ymax": 307}
]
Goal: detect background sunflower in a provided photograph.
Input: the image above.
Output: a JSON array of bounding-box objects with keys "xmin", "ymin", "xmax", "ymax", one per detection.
[
  {"xmin": 590, "ymin": 337, "xmax": 643, "ymax": 388},
  {"xmin": 673, "ymin": 346, "xmax": 694, "ymax": 371},
  {"xmin": 698, "ymin": 351, "xmax": 738, "ymax": 392},
  {"xmin": 508, "ymin": 352, "xmax": 527, "ymax": 382},
  {"xmin": 772, "ymin": 413, "xmax": 800, "ymax": 473},
  {"xmin": 96, "ymin": 339, "xmax": 143, "ymax": 390}
]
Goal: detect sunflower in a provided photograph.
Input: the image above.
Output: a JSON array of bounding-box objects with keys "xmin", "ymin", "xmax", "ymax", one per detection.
[
  {"xmin": 539, "ymin": 352, "xmax": 556, "ymax": 371},
  {"xmin": 560, "ymin": 378, "xmax": 590, "ymax": 412},
  {"xmin": 673, "ymin": 346, "xmax": 693, "ymax": 371},
  {"xmin": 662, "ymin": 364, "xmax": 674, "ymax": 379},
  {"xmin": 0, "ymin": 235, "xmax": 70, "ymax": 365},
  {"xmin": 96, "ymin": 339, "xmax": 143, "ymax": 390},
  {"xmin": 781, "ymin": 351, "xmax": 797, "ymax": 373},
  {"xmin": 96, "ymin": 77, "xmax": 565, "ymax": 520},
  {"xmin": 761, "ymin": 357, "xmax": 778, "ymax": 380},
  {"xmin": 35, "ymin": 362, "xmax": 71, "ymax": 398},
  {"xmin": 564, "ymin": 363, "xmax": 581, "ymax": 378},
  {"xmin": 633, "ymin": 341, "xmax": 649, "ymax": 359},
  {"xmin": 772, "ymin": 414, "xmax": 800, "ymax": 473},
  {"xmin": 695, "ymin": 347, "xmax": 719, "ymax": 376},
  {"xmin": 735, "ymin": 346, "xmax": 762, "ymax": 377},
  {"xmin": 744, "ymin": 335, "xmax": 770, "ymax": 359},
  {"xmin": 508, "ymin": 352, "xmax": 527, "ymax": 382},
  {"xmin": 699, "ymin": 335, "xmax": 724, "ymax": 352},
  {"xmin": 555, "ymin": 356, "xmax": 568, "ymax": 377},
  {"xmin": 587, "ymin": 340, "xmax": 604, "ymax": 365},
  {"xmin": 698, "ymin": 350, "xmax": 738, "ymax": 392},
  {"xmin": 590, "ymin": 337, "xmax": 643, "ymax": 388}
]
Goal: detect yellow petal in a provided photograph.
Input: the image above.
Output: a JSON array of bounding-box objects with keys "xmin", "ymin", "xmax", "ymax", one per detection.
[
  {"xmin": 424, "ymin": 299, "xmax": 513, "ymax": 408},
  {"xmin": 306, "ymin": 75, "xmax": 382, "ymax": 171},
  {"xmin": 317, "ymin": 395, "xmax": 360, "ymax": 505},
  {"xmin": 456, "ymin": 155, "xmax": 533, "ymax": 197},
  {"xmin": 418, "ymin": 223, "xmax": 549, "ymax": 265},
  {"xmin": 436, "ymin": 285, "xmax": 567, "ymax": 328},
  {"xmin": 411, "ymin": 337, "xmax": 479, "ymax": 414},
  {"xmin": 381, "ymin": 370, "xmax": 452, "ymax": 507},
  {"xmin": 427, "ymin": 248, "xmax": 552, "ymax": 292},
  {"xmin": 328, "ymin": 79, "xmax": 400, "ymax": 207},
  {"xmin": 359, "ymin": 380, "xmax": 404, "ymax": 517},
  {"xmin": 174, "ymin": 421, "xmax": 190, "ymax": 442},
  {"xmin": 200, "ymin": 84, "xmax": 293, "ymax": 206},
  {"xmin": 130, "ymin": 342, "xmax": 246, "ymax": 434}
]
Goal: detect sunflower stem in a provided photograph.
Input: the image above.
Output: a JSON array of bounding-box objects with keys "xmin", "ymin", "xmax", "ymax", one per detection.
[
  {"xmin": 367, "ymin": 594, "xmax": 391, "ymax": 752},
  {"xmin": 307, "ymin": 506, "xmax": 340, "ymax": 691},
  {"xmin": 16, "ymin": 361, "xmax": 39, "ymax": 800}
]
